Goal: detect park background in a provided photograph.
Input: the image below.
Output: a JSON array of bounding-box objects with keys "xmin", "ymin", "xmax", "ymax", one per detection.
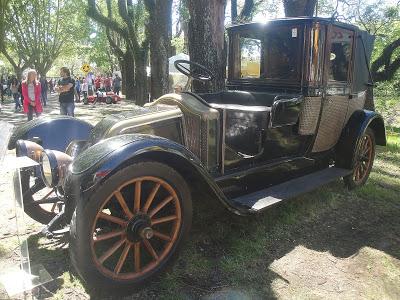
[{"xmin": 0, "ymin": 0, "xmax": 399, "ymax": 299}]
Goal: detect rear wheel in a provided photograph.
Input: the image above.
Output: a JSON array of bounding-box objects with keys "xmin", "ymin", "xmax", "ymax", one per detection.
[
  {"xmin": 343, "ymin": 128, "xmax": 375, "ymax": 189},
  {"xmin": 69, "ymin": 161, "xmax": 192, "ymax": 294},
  {"xmin": 105, "ymin": 96, "xmax": 113, "ymax": 104}
]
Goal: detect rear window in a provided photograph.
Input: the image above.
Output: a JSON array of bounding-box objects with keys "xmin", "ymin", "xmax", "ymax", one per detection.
[{"xmin": 328, "ymin": 27, "xmax": 354, "ymax": 82}]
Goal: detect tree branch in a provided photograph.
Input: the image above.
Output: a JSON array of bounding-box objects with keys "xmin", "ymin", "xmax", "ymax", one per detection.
[
  {"xmin": 371, "ymin": 37, "xmax": 400, "ymax": 82},
  {"xmin": 87, "ymin": 0, "xmax": 128, "ymax": 40}
]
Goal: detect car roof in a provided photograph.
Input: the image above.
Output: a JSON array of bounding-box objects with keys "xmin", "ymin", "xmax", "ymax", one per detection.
[{"xmin": 227, "ymin": 17, "xmax": 362, "ymax": 32}]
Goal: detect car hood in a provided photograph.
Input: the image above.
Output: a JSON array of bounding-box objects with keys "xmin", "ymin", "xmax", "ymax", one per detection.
[{"xmin": 88, "ymin": 104, "xmax": 181, "ymax": 144}]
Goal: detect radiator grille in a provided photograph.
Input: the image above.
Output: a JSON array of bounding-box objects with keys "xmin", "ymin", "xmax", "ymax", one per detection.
[{"xmin": 183, "ymin": 114, "xmax": 202, "ymax": 159}]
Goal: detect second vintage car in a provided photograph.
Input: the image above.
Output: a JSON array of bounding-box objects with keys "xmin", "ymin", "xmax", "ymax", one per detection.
[{"xmin": 8, "ymin": 17, "xmax": 385, "ymax": 294}]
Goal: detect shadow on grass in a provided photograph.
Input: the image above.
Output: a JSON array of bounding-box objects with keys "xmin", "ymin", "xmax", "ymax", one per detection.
[
  {"xmin": 25, "ymin": 234, "xmax": 74, "ymax": 299},
  {"xmin": 163, "ymin": 177, "xmax": 399, "ymax": 299},
  {"xmin": 22, "ymin": 143, "xmax": 400, "ymax": 300},
  {"xmin": 140, "ymin": 141, "xmax": 400, "ymax": 299}
]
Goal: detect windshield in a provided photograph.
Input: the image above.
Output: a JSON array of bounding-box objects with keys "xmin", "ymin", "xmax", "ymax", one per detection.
[{"xmin": 230, "ymin": 25, "xmax": 304, "ymax": 82}]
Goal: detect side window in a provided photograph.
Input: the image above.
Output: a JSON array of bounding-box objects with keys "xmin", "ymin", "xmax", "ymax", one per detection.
[
  {"xmin": 328, "ymin": 28, "xmax": 354, "ymax": 82},
  {"xmin": 240, "ymin": 38, "xmax": 261, "ymax": 78}
]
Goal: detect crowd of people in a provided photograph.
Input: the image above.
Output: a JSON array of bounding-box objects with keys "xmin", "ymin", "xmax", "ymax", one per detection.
[{"xmin": 0, "ymin": 70, "xmax": 122, "ymax": 121}]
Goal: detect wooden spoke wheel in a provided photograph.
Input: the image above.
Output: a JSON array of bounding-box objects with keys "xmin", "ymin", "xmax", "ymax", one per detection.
[
  {"xmin": 69, "ymin": 162, "xmax": 192, "ymax": 294},
  {"xmin": 344, "ymin": 128, "xmax": 376, "ymax": 189},
  {"xmin": 20, "ymin": 169, "xmax": 63, "ymax": 224}
]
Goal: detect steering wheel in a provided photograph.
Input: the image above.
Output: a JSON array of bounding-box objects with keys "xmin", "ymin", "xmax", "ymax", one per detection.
[{"xmin": 174, "ymin": 60, "xmax": 214, "ymax": 82}]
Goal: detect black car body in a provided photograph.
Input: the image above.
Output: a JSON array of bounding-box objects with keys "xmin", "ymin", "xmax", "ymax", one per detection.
[{"xmin": 8, "ymin": 17, "xmax": 385, "ymax": 293}]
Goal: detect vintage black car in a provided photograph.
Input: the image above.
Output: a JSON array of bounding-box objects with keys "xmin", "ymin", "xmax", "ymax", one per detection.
[{"xmin": 8, "ymin": 17, "xmax": 385, "ymax": 294}]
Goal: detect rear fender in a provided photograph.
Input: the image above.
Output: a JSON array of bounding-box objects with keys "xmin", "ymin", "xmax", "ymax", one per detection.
[
  {"xmin": 335, "ymin": 110, "xmax": 386, "ymax": 168},
  {"xmin": 8, "ymin": 116, "xmax": 93, "ymax": 151},
  {"xmin": 65, "ymin": 134, "xmax": 244, "ymax": 215}
]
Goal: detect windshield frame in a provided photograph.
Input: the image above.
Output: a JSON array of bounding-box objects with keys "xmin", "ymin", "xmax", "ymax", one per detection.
[{"xmin": 227, "ymin": 23, "xmax": 306, "ymax": 88}]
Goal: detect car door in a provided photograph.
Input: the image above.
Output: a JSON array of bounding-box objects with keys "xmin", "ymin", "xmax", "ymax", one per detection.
[{"xmin": 312, "ymin": 25, "xmax": 355, "ymax": 153}]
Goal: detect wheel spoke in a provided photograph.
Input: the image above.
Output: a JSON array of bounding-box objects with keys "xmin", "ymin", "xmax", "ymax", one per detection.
[
  {"xmin": 358, "ymin": 161, "xmax": 364, "ymax": 177},
  {"xmin": 98, "ymin": 212, "xmax": 127, "ymax": 226},
  {"xmin": 114, "ymin": 242, "xmax": 131, "ymax": 274},
  {"xmin": 98, "ymin": 238, "xmax": 126, "ymax": 264},
  {"xmin": 152, "ymin": 230, "xmax": 172, "ymax": 242},
  {"xmin": 358, "ymin": 164, "xmax": 362, "ymax": 180},
  {"xmin": 362, "ymin": 143, "xmax": 370, "ymax": 156},
  {"xmin": 359, "ymin": 163, "xmax": 366, "ymax": 176},
  {"xmin": 134, "ymin": 181, "xmax": 141, "ymax": 214},
  {"xmin": 134, "ymin": 242, "xmax": 141, "ymax": 272},
  {"xmin": 115, "ymin": 191, "xmax": 133, "ymax": 219},
  {"xmin": 50, "ymin": 202, "xmax": 57, "ymax": 213},
  {"xmin": 38, "ymin": 188, "xmax": 55, "ymax": 202},
  {"xmin": 94, "ymin": 230, "xmax": 125, "ymax": 242},
  {"xmin": 152, "ymin": 215, "xmax": 178, "ymax": 225},
  {"xmin": 143, "ymin": 239, "xmax": 158, "ymax": 260},
  {"xmin": 143, "ymin": 183, "xmax": 161, "ymax": 213},
  {"xmin": 24, "ymin": 180, "xmax": 46, "ymax": 197},
  {"xmin": 354, "ymin": 164, "xmax": 359, "ymax": 181},
  {"xmin": 148, "ymin": 196, "xmax": 174, "ymax": 218}
]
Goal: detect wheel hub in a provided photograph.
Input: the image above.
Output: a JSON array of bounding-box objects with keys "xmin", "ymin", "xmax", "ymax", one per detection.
[{"xmin": 126, "ymin": 214, "xmax": 152, "ymax": 242}]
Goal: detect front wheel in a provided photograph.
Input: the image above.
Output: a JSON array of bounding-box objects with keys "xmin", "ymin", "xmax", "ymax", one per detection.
[
  {"xmin": 69, "ymin": 161, "xmax": 192, "ymax": 295},
  {"xmin": 343, "ymin": 128, "xmax": 376, "ymax": 189},
  {"xmin": 20, "ymin": 169, "xmax": 62, "ymax": 224}
]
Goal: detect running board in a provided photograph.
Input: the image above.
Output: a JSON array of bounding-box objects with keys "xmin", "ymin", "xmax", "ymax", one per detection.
[{"xmin": 232, "ymin": 167, "xmax": 352, "ymax": 212}]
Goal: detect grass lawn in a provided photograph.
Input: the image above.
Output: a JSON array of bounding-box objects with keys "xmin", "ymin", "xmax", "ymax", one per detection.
[{"xmin": 0, "ymin": 134, "xmax": 399, "ymax": 299}]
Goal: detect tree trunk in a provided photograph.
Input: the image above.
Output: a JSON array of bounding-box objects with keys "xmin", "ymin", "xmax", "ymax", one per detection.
[
  {"xmin": 231, "ymin": 0, "xmax": 238, "ymax": 23},
  {"xmin": 35, "ymin": 65, "xmax": 47, "ymax": 79},
  {"xmin": 146, "ymin": 0, "xmax": 173, "ymax": 100},
  {"xmin": 283, "ymin": 0, "xmax": 316, "ymax": 17},
  {"xmin": 187, "ymin": 0, "xmax": 226, "ymax": 93},
  {"xmin": 134, "ymin": 50, "xmax": 148, "ymax": 106},
  {"xmin": 14, "ymin": 67, "xmax": 23, "ymax": 81},
  {"xmin": 122, "ymin": 51, "xmax": 135, "ymax": 100}
]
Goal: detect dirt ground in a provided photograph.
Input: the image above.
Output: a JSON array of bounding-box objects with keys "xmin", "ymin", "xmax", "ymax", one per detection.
[{"xmin": 0, "ymin": 94, "xmax": 399, "ymax": 299}]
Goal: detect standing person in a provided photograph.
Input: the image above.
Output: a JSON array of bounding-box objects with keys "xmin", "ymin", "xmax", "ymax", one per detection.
[
  {"xmin": 113, "ymin": 74, "xmax": 121, "ymax": 96},
  {"xmin": 40, "ymin": 76, "xmax": 48, "ymax": 106},
  {"xmin": 10, "ymin": 78, "xmax": 21, "ymax": 111},
  {"xmin": 94, "ymin": 75, "xmax": 101, "ymax": 91},
  {"xmin": 81, "ymin": 78, "xmax": 88, "ymax": 102},
  {"xmin": 6, "ymin": 76, "xmax": 12, "ymax": 97},
  {"xmin": 21, "ymin": 69, "xmax": 42, "ymax": 121},
  {"xmin": 75, "ymin": 77, "xmax": 81, "ymax": 102},
  {"xmin": 56, "ymin": 67, "xmax": 75, "ymax": 116},
  {"xmin": 0, "ymin": 79, "xmax": 4, "ymax": 104},
  {"xmin": 104, "ymin": 75, "xmax": 111, "ymax": 92},
  {"xmin": 48, "ymin": 79, "xmax": 53, "ymax": 94}
]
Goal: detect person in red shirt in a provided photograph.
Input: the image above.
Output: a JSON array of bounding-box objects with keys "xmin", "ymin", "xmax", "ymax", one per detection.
[
  {"xmin": 21, "ymin": 69, "xmax": 43, "ymax": 121},
  {"xmin": 94, "ymin": 76, "xmax": 101, "ymax": 91},
  {"xmin": 104, "ymin": 76, "xmax": 111, "ymax": 92}
]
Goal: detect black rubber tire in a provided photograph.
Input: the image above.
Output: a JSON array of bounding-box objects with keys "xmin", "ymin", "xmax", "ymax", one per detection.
[
  {"xmin": 20, "ymin": 169, "xmax": 57, "ymax": 224},
  {"xmin": 105, "ymin": 97, "xmax": 113, "ymax": 104},
  {"xmin": 83, "ymin": 97, "xmax": 89, "ymax": 105},
  {"xmin": 343, "ymin": 128, "xmax": 376, "ymax": 190},
  {"xmin": 69, "ymin": 161, "xmax": 192, "ymax": 295}
]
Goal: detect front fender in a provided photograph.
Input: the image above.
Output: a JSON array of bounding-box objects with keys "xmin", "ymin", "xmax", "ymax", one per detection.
[
  {"xmin": 8, "ymin": 116, "xmax": 93, "ymax": 151},
  {"xmin": 64, "ymin": 134, "xmax": 243, "ymax": 216},
  {"xmin": 335, "ymin": 110, "xmax": 386, "ymax": 168}
]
